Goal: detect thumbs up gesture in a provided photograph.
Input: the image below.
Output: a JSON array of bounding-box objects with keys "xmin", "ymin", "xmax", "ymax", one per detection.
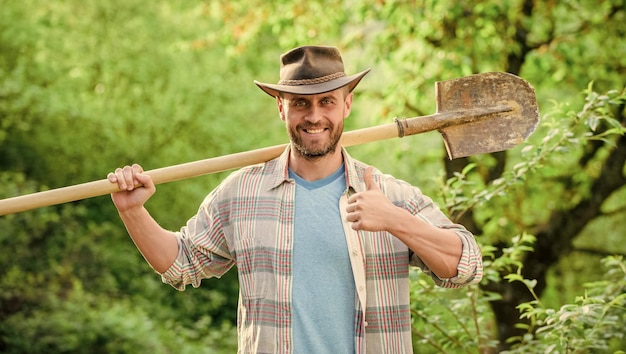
[{"xmin": 346, "ymin": 167, "xmax": 400, "ymax": 232}]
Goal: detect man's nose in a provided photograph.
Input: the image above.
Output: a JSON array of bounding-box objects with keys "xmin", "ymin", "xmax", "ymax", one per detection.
[{"xmin": 304, "ymin": 106, "xmax": 322, "ymax": 123}]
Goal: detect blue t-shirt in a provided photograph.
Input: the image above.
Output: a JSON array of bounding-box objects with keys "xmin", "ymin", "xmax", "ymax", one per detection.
[{"xmin": 289, "ymin": 164, "xmax": 356, "ymax": 353}]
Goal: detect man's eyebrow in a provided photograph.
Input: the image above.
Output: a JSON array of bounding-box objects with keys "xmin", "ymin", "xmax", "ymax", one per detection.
[
  {"xmin": 285, "ymin": 93, "xmax": 338, "ymax": 104},
  {"xmin": 321, "ymin": 94, "xmax": 340, "ymax": 101}
]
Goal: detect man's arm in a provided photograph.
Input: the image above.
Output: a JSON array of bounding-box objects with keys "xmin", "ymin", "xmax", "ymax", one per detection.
[
  {"xmin": 345, "ymin": 167, "xmax": 464, "ymax": 279},
  {"xmin": 108, "ymin": 164, "xmax": 178, "ymax": 273}
]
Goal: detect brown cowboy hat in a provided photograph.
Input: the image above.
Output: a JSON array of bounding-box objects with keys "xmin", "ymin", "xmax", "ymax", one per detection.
[{"xmin": 254, "ymin": 45, "xmax": 370, "ymax": 98}]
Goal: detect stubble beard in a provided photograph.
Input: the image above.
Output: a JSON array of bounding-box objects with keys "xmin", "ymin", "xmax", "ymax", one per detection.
[{"xmin": 289, "ymin": 121, "xmax": 343, "ymax": 161}]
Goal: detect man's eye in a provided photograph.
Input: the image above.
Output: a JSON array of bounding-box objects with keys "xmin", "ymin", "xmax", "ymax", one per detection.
[{"xmin": 294, "ymin": 100, "xmax": 307, "ymax": 107}]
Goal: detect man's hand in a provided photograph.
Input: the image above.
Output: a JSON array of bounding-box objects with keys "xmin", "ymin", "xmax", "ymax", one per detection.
[
  {"xmin": 107, "ymin": 164, "xmax": 156, "ymax": 212},
  {"xmin": 346, "ymin": 167, "xmax": 465, "ymax": 279},
  {"xmin": 346, "ymin": 167, "xmax": 402, "ymax": 232}
]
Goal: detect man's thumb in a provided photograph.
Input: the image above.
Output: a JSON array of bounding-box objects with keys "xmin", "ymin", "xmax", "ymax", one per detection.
[
  {"xmin": 364, "ymin": 166, "xmax": 378, "ymax": 190},
  {"xmin": 135, "ymin": 172, "xmax": 155, "ymax": 190}
]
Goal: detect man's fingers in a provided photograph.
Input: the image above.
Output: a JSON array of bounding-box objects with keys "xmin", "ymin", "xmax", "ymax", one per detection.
[
  {"xmin": 130, "ymin": 164, "xmax": 145, "ymax": 188},
  {"xmin": 122, "ymin": 166, "xmax": 136, "ymax": 190},
  {"xmin": 107, "ymin": 172, "xmax": 118, "ymax": 183},
  {"xmin": 110, "ymin": 167, "xmax": 126, "ymax": 190},
  {"xmin": 109, "ymin": 164, "xmax": 146, "ymax": 191},
  {"xmin": 131, "ymin": 163, "xmax": 144, "ymax": 174}
]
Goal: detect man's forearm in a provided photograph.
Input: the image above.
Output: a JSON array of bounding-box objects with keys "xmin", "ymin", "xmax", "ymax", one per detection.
[
  {"xmin": 388, "ymin": 209, "xmax": 463, "ymax": 279},
  {"xmin": 118, "ymin": 206, "xmax": 179, "ymax": 273}
]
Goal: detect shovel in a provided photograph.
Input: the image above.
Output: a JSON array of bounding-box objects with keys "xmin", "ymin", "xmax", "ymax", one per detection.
[{"xmin": 0, "ymin": 72, "xmax": 539, "ymax": 216}]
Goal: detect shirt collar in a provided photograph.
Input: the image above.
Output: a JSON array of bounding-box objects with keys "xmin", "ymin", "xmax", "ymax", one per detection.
[{"xmin": 268, "ymin": 145, "xmax": 366, "ymax": 193}]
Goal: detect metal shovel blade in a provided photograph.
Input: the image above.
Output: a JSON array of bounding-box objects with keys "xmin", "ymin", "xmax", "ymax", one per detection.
[{"xmin": 436, "ymin": 72, "xmax": 539, "ymax": 159}]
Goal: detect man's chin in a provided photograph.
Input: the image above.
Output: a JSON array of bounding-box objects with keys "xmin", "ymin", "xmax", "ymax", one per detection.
[{"xmin": 293, "ymin": 144, "xmax": 337, "ymax": 160}]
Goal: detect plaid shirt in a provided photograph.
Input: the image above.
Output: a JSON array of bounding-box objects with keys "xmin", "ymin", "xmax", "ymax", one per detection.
[{"xmin": 161, "ymin": 146, "xmax": 483, "ymax": 353}]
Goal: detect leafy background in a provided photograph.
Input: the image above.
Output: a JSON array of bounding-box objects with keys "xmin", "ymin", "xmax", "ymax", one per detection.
[{"xmin": 1, "ymin": 0, "xmax": 625, "ymax": 353}]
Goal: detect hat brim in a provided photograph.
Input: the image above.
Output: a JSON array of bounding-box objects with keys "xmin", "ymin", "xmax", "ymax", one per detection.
[{"xmin": 254, "ymin": 69, "xmax": 370, "ymax": 98}]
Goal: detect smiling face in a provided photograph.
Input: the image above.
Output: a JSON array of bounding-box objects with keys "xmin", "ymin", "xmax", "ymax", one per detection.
[{"xmin": 277, "ymin": 88, "xmax": 353, "ymax": 161}]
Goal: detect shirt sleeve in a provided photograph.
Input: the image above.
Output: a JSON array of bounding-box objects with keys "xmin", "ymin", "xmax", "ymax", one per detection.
[
  {"xmin": 409, "ymin": 227, "xmax": 483, "ymax": 288},
  {"xmin": 160, "ymin": 191, "xmax": 235, "ymax": 291}
]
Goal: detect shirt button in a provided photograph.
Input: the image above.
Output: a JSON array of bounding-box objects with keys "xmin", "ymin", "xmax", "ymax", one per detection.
[{"xmin": 351, "ymin": 249, "xmax": 358, "ymax": 256}]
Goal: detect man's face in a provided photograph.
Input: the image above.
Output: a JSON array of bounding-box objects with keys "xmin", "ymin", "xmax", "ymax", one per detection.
[{"xmin": 278, "ymin": 88, "xmax": 353, "ymax": 160}]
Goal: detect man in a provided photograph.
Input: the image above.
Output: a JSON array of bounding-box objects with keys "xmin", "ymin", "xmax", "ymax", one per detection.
[{"xmin": 108, "ymin": 45, "xmax": 482, "ymax": 353}]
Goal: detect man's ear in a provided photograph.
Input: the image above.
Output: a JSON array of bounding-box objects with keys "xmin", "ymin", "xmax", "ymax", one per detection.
[
  {"xmin": 276, "ymin": 96, "xmax": 286, "ymax": 121},
  {"xmin": 343, "ymin": 92, "xmax": 353, "ymax": 119}
]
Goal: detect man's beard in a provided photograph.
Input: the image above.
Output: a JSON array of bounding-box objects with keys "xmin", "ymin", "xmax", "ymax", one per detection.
[{"xmin": 289, "ymin": 121, "xmax": 343, "ymax": 160}]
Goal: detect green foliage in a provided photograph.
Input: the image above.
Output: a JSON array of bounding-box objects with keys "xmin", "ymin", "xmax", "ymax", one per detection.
[
  {"xmin": 409, "ymin": 274, "xmax": 496, "ymax": 353},
  {"xmin": 408, "ymin": 231, "xmax": 626, "ymax": 353},
  {"xmin": 438, "ymin": 86, "xmax": 626, "ymax": 234},
  {"xmin": 0, "ymin": 0, "xmax": 248, "ymax": 351},
  {"xmin": 1, "ymin": 281, "xmax": 236, "ymax": 354},
  {"xmin": 1, "ymin": 0, "xmax": 625, "ymax": 352},
  {"xmin": 407, "ymin": 234, "xmax": 535, "ymax": 353},
  {"xmin": 413, "ymin": 85, "xmax": 625, "ymax": 351},
  {"xmin": 504, "ymin": 256, "xmax": 626, "ymax": 353}
]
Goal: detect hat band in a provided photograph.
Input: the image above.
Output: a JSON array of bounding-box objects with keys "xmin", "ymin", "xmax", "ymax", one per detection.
[{"xmin": 278, "ymin": 72, "xmax": 346, "ymax": 86}]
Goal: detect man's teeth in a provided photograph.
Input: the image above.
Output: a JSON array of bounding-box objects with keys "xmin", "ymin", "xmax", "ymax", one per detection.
[{"xmin": 306, "ymin": 129, "xmax": 324, "ymax": 134}]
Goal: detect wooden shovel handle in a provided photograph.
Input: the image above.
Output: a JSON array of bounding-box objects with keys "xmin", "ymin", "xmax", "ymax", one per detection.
[
  {"xmin": 0, "ymin": 103, "xmax": 514, "ymax": 216},
  {"xmin": 0, "ymin": 122, "xmax": 399, "ymax": 216}
]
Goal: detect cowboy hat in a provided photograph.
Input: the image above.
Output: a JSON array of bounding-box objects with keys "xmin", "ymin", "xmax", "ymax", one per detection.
[{"xmin": 254, "ymin": 45, "xmax": 370, "ymax": 98}]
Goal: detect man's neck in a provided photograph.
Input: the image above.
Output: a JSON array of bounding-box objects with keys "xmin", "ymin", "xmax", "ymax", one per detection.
[{"xmin": 288, "ymin": 148, "xmax": 344, "ymax": 182}]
